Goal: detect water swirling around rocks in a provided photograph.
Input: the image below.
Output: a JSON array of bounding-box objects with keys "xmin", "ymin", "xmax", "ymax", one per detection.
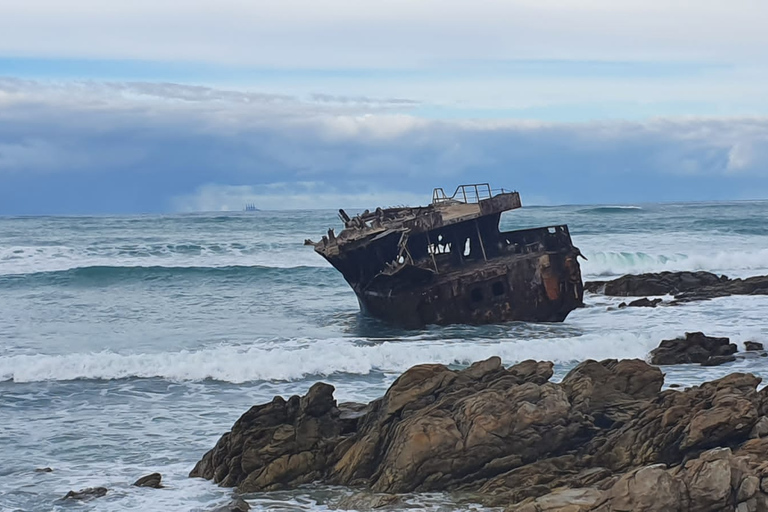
[{"xmin": 1, "ymin": 202, "xmax": 768, "ymax": 510}]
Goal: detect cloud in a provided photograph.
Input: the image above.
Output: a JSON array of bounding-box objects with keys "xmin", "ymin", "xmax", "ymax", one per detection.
[
  {"xmin": 0, "ymin": 79, "xmax": 767, "ymax": 214},
  {"xmin": 2, "ymin": 1, "xmax": 767, "ymax": 67},
  {"xmin": 171, "ymin": 183, "xmax": 427, "ymax": 212}
]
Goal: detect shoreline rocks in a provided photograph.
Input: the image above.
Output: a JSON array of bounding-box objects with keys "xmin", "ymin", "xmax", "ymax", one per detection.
[
  {"xmin": 650, "ymin": 332, "xmax": 738, "ymax": 366},
  {"xmin": 585, "ymin": 270, "xmax": 768, "ymax": 304},
  {"xmin": 585, "ymin": 271, "xmax": 728, "ymax": 297},
  {"xmin": 190, "ymin": 355, "xmax": 768, "ymax": 511}
]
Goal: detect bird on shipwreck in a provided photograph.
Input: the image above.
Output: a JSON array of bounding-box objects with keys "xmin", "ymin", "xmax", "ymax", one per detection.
[{"xmin": 305, "ymin": 184, "xmax": 585, "ymax": 328}]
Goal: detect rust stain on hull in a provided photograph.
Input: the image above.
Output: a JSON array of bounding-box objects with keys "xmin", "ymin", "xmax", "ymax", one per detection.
[{"xmin": 306, "ymin": 184, "xmax": 584, "ymax": 328}]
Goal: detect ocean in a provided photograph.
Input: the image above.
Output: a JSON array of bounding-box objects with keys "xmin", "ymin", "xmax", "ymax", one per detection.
[{"xmin": 1, "ymin": 201, "xmax": 768, "ymax": 511}]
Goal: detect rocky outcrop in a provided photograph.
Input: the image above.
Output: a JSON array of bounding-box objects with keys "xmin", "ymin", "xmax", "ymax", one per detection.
[
  {"xmin": 675, "ymin": 274, "xmax": 768, "ymax": 302},
  {"xmin": 192, "ymin": 357, "xmax": 768, "ymax": 511},
  {"xmin": 618, "ymin": 297, "xmax": 662, "ymax": 308},
  {"xmin": 133, "ymin": 472, "xmax": 163, "ymax": 488},
  {"xmin": 189, "ymin": 381, "xmax": 356, "ymax": 491},
  {"xmin": 585, "ymin": 271, "xmax": 768, "ymax": 303},
  {"xmin": 210, "ymin": 498, "xmax": 251, "ymax": 512},
  {"xmin": 585, "ymin": 271, "xmax": 727, "ymax": 296},
  {"xmin": 650, "ymin": 332, "xmax": 738, "ymax": 366},
  {"xmin": 61, "ymin": 487, "xmax": 108, "ymax": 501}
]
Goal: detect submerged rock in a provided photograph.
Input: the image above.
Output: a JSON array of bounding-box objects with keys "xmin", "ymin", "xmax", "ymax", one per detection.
[
  {"xmin": 210, "ymin": 497, "xmax": 251, "ymax": 512},
  {"xmin": 133, "ymin": 472, "xmax": 163, "ymax": 488},
  {"xmin": 617, "ymin": 297, "xmax": 663, "ymax": 308},
  {"xmin": 191, "ymin": 356, "xmax": 768, "ymax": 512},
  {"xmin": 62, "ymin": 487, "xmax": 108, "ymax": 500},
  {"xmin": 650, "ymin": 332, "xmax": 737, "ymax": 365}
]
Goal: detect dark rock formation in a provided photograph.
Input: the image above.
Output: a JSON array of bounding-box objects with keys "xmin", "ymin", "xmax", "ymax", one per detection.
[
  {"xmin": 701, "ymin": 355, "xmax": 737, "ymax": 366},
  {"xmin": 133, "ymin": 472, "xmax": 163, "ymax": 488},
  {"xmin": 210, "ymin": 497, "xmax": 251, "ymax": 512},
  {"xmin": 585, "ymin": 271, "xmax": 768, "ymax": 304},
  {"xmin": 650, "ymin": 332, "xmax": 738, "ymax": 365},
  {"xmin": 191, "ymin": 355, "xmax": 768, "ymax": 511},
  {"xmin": 62, "ymin": 487, "xmax": 108, "ymax": 501},
  {"xmin": 585, "ymin": 271, "xmax": 726, "ymax": 296},
  {"xmin": 675, "ymin": 274, "xmax": 768, "ymax": 302},
  {"xmin": 189, "ymin": 381, "xmax": 356, "ymax": 491},
  {"xmin": 746, "ymin": 342, "xmax": 765, "ymax": 351},
  {"xmin": 34, "ymin": 467, "xmax": 53, "ymax": 473},
  {"xmin": 617, "ymin": 297, "xmax": 663, "ymax": 308}
]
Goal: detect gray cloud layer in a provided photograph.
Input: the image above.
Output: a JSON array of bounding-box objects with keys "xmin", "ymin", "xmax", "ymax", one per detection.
[{"xmin": 0, "ymin": 79, "xmax": 766, "ymax": 213}]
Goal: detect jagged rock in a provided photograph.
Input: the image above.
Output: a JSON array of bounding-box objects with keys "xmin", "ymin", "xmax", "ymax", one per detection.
[
  {"xmin": 750, "ymin": 417, "xmax": 768, "ymax": 439},
  {"xmin": 560, "ymin": 359, "xmax": 662, "ymax": 428},
  {"xmin": 133, "ymin": 472, "xmax": 163, "ymax": 488},
  {"xmin": 331, "ymin": 358, "xmax": 585, "ymax": 493},
  {"xmin": 587, "ymin": 448, "xmax": 768, "ymax": 512},
  {"xmin": 650, "ymin": 332, "xmax": 737, "ymax": 365},
  {"xmin": 589, "ymin": 373, "xmax": 762, "ymax": 472},
  {"xmin": 593, "ymin": 464, "xmax": 687, "ymax": 511},
  {"xmin": 586, "ymin": 271, "xmax": 768, "ymax": 304},
  {"xmin": 189, "ymin": 381, "xmax": 347, "ymax": 492},
  {"xmin": 746, "ymin": 342, "xmax": 765, "ymax": 352},
  {"xmin": 191, "ymin": 357, "xmax": 589, "ymax": 493},
  {"xmin": 511, "ymin": 487, "xmax": 603, "ymax": 512},
  {"xmin": 586, "ymin": 271, "xmax": 726, "ymax": 296},
  {"xmin": 210, "ymin": 497, "xmax": 251, "ymax": 512},
  {"xmin": 618, "ymin": 297, "xmax": 663, "ymax": 308},
  {"xmin": 191, "ymin": 357, "xmax": 768, "ymax": 511},
  {"xmin": 62, "ymin": 487, "xmax": 108, "ymax": 500},
  {"xmin": 674, "ymin": 275, "xmax": 768, "ymax": 303}
]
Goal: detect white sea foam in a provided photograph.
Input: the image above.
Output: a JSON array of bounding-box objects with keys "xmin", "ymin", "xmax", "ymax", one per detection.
[
  {"xmin": 581, "ymin": 248, "xmax": 768, "ymax": 279},
  {"xmin": 2, "ymin": 323, "xmax": 763, "ymax": 384}
]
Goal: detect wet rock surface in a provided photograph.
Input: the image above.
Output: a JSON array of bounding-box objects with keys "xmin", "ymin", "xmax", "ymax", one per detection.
[
  {"xmin": 650, "ymin": 332, "xmax": 738, "ymax": 366},
  {"xmin": 210, "ymin": 497, "xmax": 251, "ymax": 512},
  {"xmin": 585, "ymin": 271, "xmax": 727, "ymax": 296},
  {"xmin": 133, "ymin": 472, "xmax": 163, "ymax": 488},
  {"xmin": 586, "ymin": 271, "xmax": 768, "ymax": 303},
  {"xmin": 618, "ymin": 297, "xmax": 662, "ymax": 308},
  {"xmin": 61, "ymin": 487, "xmax": 108, "ymax": 501},
  {"xmin": 191, "ymin": 355, "xmax": 768, "ymax": 511}
]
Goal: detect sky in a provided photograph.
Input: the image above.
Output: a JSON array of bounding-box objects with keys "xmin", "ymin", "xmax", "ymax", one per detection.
[{"xmin": 1, "ymin": 0, "xmax": 767, "ymax": 214}]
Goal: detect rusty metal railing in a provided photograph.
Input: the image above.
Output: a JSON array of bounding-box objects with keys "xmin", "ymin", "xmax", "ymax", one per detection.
[{"xmin": 433, "ymin": 184, "xmax": 511, "ymax": 204}]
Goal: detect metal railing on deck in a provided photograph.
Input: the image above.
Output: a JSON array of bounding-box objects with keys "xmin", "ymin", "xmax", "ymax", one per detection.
[{"xmin": 432, "ymin": 184, "xmax": 510, "ymax": 204}]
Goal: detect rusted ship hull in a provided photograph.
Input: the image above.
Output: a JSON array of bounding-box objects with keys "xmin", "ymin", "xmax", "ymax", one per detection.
[
  {"xmin": 358, "ymin": 249, "xmax": 582, "ymax": 328},
  {"xmin": 307, "ymin": 185, "xmax": 584, "ymax": 328}
]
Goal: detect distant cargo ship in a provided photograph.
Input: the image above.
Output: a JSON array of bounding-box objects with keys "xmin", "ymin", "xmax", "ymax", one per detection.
[{"xmin": 244, "ymin": 204, "xmax": 259, "ymax": 212}]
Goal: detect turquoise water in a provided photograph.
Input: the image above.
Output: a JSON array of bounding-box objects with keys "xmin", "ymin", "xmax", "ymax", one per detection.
[{"xmin": 1, "ymin": 202, "xmax": 768, "ymax": 510}]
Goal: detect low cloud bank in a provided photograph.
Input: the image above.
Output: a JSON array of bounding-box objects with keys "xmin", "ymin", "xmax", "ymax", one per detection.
[{"xmin": 0, "ymin": 79, "xmax": 766, "ymax": 214}]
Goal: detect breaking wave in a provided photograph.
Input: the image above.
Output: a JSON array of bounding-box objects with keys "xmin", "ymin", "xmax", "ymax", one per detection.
[
  {"xmin": 582, "ymin": 248, "xmax": 768, "ymax": 279},
  {"xmin": 0, "ymin": 333, "xmax": 663, "ymax": 383}
]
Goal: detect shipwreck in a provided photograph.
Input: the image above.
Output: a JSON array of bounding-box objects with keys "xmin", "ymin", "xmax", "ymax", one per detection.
[{"xmin": 305, "ymin": 184, "xmax": 584, "ymax": 328}]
